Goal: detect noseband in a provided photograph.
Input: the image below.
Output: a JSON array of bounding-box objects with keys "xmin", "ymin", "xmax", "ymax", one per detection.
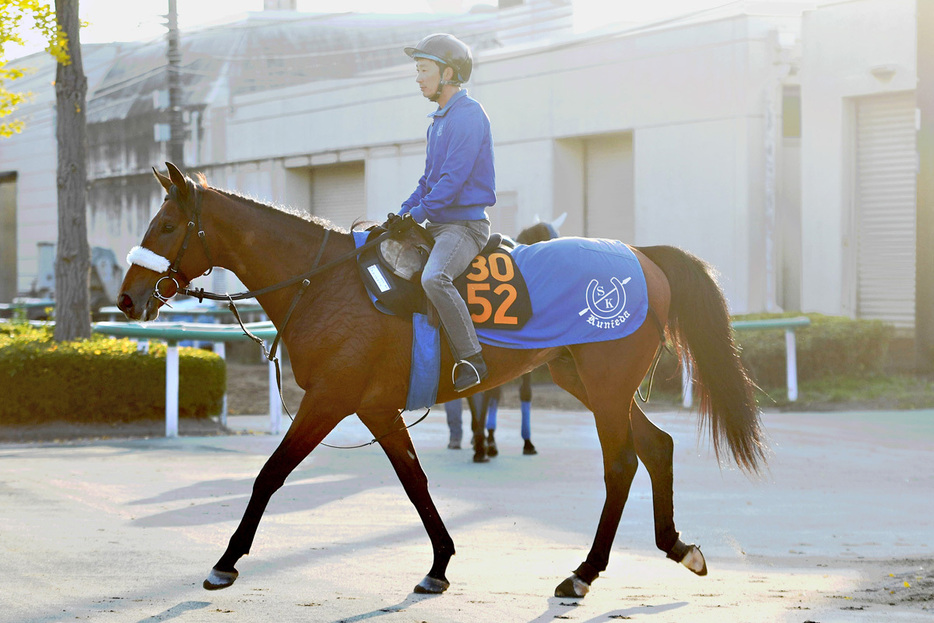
[{"xmin": 127, "ymin": 178, "xmax": 213, "ymax": 305}]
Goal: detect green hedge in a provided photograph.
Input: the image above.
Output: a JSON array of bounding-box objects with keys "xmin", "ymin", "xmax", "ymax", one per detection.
[
  {"xmin": 732, "ymin": 313, "xmax": 894, "ymax": 387},
  {"xmin": 0, "ymin": 322, "xmax": 225, "ymax": 425},
  {"xmin": 648, "ymin": 313, "xmax": 895, "ymax": 394}
]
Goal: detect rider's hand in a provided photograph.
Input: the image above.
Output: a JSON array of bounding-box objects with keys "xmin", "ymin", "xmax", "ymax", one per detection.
[{"xmin": 383, "ymin": 212, "xmax": 415, "ymax": 233}]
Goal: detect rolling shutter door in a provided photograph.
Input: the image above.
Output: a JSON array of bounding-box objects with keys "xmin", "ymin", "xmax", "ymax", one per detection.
[
  {"xmin": 311, "ymin": 162, "xmax": 365, "ymax": 230},
  {"xmin": 855, "ymin": 92, "xmax": 916, "ymax": 329}
]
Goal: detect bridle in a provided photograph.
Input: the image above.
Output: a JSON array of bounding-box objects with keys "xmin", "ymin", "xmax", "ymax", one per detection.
[
  {"xmin": 126, "ymin": 178, "xmax": 429, "ymax": 442},
  {"xmin": 137, "ymin": 178, "xmax": 214, "ymax": 306}
]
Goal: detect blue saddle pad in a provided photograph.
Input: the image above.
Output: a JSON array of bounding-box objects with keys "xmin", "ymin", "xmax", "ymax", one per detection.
[
  {"xmin": 352, "ymin": 233, "xmax": 648, "ymax": 409},
  {"xmin": 475, "ymin": 237, "xmax": 648, "ymax": 348}
]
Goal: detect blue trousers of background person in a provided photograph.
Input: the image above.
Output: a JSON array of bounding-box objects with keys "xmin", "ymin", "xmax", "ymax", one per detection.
[{"xmin": 444, "ymin": 398, "xmax": 463, "ymax": 449}]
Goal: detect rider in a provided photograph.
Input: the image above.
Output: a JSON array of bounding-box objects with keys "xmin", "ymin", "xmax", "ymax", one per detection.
[{"xmin": 397, "ymin": 33, "xmax": 495, "ymax": 392}]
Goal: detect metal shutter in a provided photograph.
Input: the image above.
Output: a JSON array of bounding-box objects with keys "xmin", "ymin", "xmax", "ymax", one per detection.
[
  {"xmin": 311, "ymin": 161, "xmax": 366, "ymax": 230},
  {"xmin": 855, "ymin": 92, "xmax": 917, "ymax": 329}
]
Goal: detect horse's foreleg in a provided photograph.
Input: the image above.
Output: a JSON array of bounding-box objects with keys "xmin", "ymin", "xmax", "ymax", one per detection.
[
  {"xmin": 631, "ymin": 404, "xmax": 707, "ymax": 575},
  {"xmin": 204, "ymin": 399, "xmax": 342, "ymax": 590},
  {"xmin": 556, "ymin": 412, "xmax": 639, "ymax": 598},
  {"xmin": 360, "ymin": 411, "xmax": 456, "ymax": 594}
]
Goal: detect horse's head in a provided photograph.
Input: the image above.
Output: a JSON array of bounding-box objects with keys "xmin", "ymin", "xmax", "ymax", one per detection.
[
  {"xmin": 116, "ymin": 162, "xmax": 214, "ymax": 320},
  {"xmin": 516, "ymin": 212, "xmax": 566, "ymax": 245}
]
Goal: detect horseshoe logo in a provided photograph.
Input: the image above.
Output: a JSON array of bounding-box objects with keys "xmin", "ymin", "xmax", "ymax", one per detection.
[{"xmin": 579, "ymin": 276, "xmax": 631, "ymax": 320}]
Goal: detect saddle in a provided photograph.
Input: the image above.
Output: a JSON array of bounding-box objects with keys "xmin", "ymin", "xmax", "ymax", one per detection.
[{"xmin": 356, "ymin": 223, "xmax": 532, "ymax": 330}]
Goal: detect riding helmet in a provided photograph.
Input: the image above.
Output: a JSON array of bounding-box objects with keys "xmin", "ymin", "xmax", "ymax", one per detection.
[{"xmin": 405, "ymin": 33, "xmax": 473, "ymax": 84}]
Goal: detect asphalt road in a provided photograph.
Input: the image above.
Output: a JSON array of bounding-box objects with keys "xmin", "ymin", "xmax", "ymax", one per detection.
[{"xmin": 1, "ymin": 406, "xmax": 931, "ymax": 622}]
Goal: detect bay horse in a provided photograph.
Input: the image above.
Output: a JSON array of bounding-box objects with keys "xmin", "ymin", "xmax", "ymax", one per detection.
[{"xmin": 117, "ymin": 163, "xmax": 766, "ymax": 599}]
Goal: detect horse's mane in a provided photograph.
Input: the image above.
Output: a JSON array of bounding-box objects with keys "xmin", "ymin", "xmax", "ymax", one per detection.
[{"xmin": 195, "ymin": 172, "xmax": 349, "ymax": 234}]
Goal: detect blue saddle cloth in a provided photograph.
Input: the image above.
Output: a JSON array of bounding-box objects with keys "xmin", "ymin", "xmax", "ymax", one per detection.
[
  {"xmin": 476, "ymin": 237, "xmax": 648, "ymax": 348},
  {"xmin": 352, "ymin": 233, "xmax": 648, "ymax": 410}
]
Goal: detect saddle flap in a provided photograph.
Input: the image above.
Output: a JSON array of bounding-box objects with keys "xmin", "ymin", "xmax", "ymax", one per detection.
[{"xmin": 354, "ymin": 226, "xmax": 531, "ymax": 329}]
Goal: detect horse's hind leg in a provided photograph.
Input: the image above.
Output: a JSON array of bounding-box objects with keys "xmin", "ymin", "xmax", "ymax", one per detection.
[
  {"xmin": 467, "ymin": 392, "xmax": 489, "ymax": 463},
  {"xmin": 204, "ymin": 395, "xmax": 343, "ymax": 590},
  {"xmin": 550, "ymin": 350, "xmax": 708, "ymax": 584},
  {"xmin": 630, "ymin": 404, "xmax": 706, "ymax": 575},
  {"xmin": 547, "ymin": 349, "xmax": 590, "ymax": 408},
  {"xmin": 551, "ymin": 341, "xmax": 647, "ymax": 598},
  {"xmin": 552, "ymin": 330, "xmax": 676, "ymax": 599},
  {"xmin": 359, "ymin": 410, "xmax": 456, "ymax": 594}
]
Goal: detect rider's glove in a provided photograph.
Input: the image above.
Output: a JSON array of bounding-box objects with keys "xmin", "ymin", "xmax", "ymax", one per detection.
[{"xmin": 383, "ymin": 212, "xmax": 415, "ymax": 234}]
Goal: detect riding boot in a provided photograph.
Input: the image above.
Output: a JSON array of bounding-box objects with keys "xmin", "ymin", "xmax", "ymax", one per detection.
[{"xmin": 453, "ymin": 352, "xmax": 488, "ymax": 392}]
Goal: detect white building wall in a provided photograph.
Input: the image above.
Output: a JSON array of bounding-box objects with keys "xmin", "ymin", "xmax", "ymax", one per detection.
[
  {"xmin": 0, "ymin": 53, "xmax": 59, "ymax": 294},
  {"xmin": 0, "ymin": 5, "xmax": 817, "ymax": 315},
  {"xmin": 0, "ymin": 46, "xmax": 120, "ymax": 294},
  {"xmin": 799, "ymin": 0, "xmax": 917, "ymax": 317},
  {"xmin": 216, "ymin": 11, "xmax": 802, "ymax": 313}
]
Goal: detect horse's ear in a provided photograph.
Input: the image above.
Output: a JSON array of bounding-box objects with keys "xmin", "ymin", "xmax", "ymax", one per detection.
[
  {"xmin": 550, "ymin": 212, "xmax": 567, "ymax": 232},
  {"xmin": 165, "ymin": 162, "xmax": 187, "ymax": 195},
  {"xmin": 153, "ymin": 167, "xmax": 172, "ymax": 192}
]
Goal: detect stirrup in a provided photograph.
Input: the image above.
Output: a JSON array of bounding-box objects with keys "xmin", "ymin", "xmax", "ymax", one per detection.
[{"xmin": 452, "ymin": 359, "xmax": 483, "ymax": 391}]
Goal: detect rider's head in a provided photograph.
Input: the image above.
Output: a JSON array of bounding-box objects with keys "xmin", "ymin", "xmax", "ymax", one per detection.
[{"xmin": 405, "ymin": 33, "xmax": 472, "ymax": 103}]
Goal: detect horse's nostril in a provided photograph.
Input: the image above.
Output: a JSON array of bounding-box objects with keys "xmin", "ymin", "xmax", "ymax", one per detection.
[{"xmin": 118, "ymin": 293, "xmax": 133, "ymax": 313}]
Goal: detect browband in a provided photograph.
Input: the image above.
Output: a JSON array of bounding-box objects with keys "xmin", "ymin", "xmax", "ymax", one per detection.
[{"xmin": 127, "ymin": 245, "xmax": 171, "ymax": 274}]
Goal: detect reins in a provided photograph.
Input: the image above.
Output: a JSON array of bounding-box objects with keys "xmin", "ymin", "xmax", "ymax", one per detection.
[
  {"xmin": 151, "ymin": 179, "xmax": 429, "ymax": 443},
  {"xmin": 319, "ymin": 408, "xmax": 432, "ymax": 450}
]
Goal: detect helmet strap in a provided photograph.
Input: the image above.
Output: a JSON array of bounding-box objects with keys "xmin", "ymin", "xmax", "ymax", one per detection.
[{"xmin": 429, "ymin": 64, "xmax": 461, "ymax": 102}]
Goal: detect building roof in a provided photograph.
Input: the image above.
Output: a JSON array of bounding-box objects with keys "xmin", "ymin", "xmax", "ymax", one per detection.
[{"xmin": 82, "ymin": 9, "xmax": 532, "ymax": 124}]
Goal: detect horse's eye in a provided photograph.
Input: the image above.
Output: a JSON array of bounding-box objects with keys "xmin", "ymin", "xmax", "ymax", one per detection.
[{"xmin": 161, "ymin": 222, "xmax": 176, "ymax": 233}]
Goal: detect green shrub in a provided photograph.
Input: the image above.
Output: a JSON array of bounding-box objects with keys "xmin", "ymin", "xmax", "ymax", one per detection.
[
  {"xmin": 0, "ymin": 322, "xmax": 225, "ymax": 425},
  {"xmin": 642, "ymin": 313, "xmax": 895, "ymax": 395},
  {"xmin": 732, "ymin": 313, "xmax": 894, "ymax": 388}
]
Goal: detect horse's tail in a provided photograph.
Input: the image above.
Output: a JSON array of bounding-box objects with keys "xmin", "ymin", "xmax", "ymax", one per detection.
[{"xmin": 636, "ymin": 245, "xmax": 767, "ymax": 474}]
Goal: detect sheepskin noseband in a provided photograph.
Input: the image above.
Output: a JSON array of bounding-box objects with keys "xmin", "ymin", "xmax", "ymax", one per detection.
[{"xmin": 127, "ymin": 246, "xmax": 171, "ymax": 274}]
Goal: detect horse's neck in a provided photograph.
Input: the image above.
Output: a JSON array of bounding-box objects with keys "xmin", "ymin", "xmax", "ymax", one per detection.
[{"xmin": 205, "ymin": 193, "xmax": 336, "ymax": 306}]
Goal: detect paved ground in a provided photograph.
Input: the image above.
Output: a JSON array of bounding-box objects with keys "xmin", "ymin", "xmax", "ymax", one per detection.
[{"xmin": 0, "ymin": 406, "xmax": 931, "ymax": 623}]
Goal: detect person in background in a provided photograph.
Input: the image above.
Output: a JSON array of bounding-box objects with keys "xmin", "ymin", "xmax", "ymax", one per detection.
[{"xmin": 445, "ymin": 398, "xmax": 464, "ymax": 450}]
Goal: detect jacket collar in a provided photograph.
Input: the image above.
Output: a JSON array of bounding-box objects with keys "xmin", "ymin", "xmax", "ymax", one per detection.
[{"xmin": 428, "ymin": 89, "xmax": 468, "ymax": 118}]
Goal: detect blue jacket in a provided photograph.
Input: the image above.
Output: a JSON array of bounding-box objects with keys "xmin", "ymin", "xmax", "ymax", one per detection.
[{"xmin": 399, "ymin": 90, "xmax": 496, "ymax": 223}]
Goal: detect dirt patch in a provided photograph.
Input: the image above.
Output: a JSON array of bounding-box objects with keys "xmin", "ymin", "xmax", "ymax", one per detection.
[{"xmin": 851, "ymin": 559, "xmax": 934, "ymax": 608}]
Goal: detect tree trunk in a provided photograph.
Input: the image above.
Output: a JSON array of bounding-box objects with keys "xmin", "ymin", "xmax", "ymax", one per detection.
[{"xmin": 53, "ymin": 0, "xmax": 90, "ymax": 342}]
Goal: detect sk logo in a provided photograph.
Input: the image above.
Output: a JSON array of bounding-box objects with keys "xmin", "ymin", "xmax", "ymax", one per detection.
[{"xmin": 579, "ymin": 276, "xmax": 632, "ymax": 323}]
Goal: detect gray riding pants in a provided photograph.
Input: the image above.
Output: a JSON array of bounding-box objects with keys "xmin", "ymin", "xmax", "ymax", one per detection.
[{"xmin": 423, "ymin": 218, "xmax": 491, "ymax": 361}]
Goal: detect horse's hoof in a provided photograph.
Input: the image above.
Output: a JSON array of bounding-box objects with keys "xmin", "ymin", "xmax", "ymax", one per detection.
[
  {"xmin": 680, "ymin": 544, "xmax": 708, "ymax": 576},
  {"xmin": 472, "ymin": 453, "xmax": 489, "ymax": 463},
  {"xmin": 554, "ymin": 574, "xmax": 590, "ymax": 598},
  {"xmin": 414, "ymin": 574, "xmax": 450, "ymax": 594},
  {"xmin": 203, "ymin": 567, "xmax": 239, "ymax": 590}
]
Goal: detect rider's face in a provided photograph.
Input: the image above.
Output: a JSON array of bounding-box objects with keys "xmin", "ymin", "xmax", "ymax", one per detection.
[{"xmin": 415, "ymin": 59, "xmax": 441, "ymax": 98}]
